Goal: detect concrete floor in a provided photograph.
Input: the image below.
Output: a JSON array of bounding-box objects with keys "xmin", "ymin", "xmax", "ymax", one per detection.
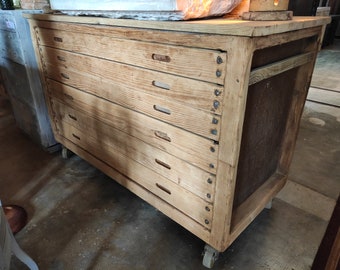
[{"xmin": 0, "ymin": 41, "xmax": 339, "ymax": 269}]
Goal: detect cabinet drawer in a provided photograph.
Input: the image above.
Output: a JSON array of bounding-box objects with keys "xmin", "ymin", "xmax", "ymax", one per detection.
[
  {"xmin": 52, "ymin": 100, "xmax": 216, "ymax": 202},
  {"xmin": 36, "ymin": 27, "xmax": 227, "ymax": 84},
  {"xmin": 57, "ymin": 118, "xmax": 213, "ymax": 229},
  {"xmin": 47, "ymin": 80, "xmax": 219, "ymax": 174},
  {"xmin": 41, "ymin": 47, "xmax": 224, "ymax": 114},
  {"xmin": 46, "ymin": 76, "xmax": 221, "ymax": 141}
]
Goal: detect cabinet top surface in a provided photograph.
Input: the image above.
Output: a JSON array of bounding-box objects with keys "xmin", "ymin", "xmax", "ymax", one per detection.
[{"xmin": 24, "ymin": 14, "xmax": 330, "ymax": 37}]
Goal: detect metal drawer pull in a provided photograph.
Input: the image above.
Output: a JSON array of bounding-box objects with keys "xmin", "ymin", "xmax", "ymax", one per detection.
[
  {"xmin": 155, "ymin": 159, "xmax": 171, "ymax": 170},
  {"xmin": 64, "ymin": 93, "xmax": 74, "ymax": 101},
  {"xmin": 72, "ymin": 133, "xmax": 80, "ymax": 140},
  {"xmin": 152, "ymin": 53, "xmax": 171, "ymax": 63},
  {"xmin": 57, "ymin": 55, "xmax": 66, "ymax": 62},
  {"xmin": 153, "ymin": 105, "xmax": 171, "ymax": 115},
  {"xmin": 154, "ymin": 131, "xmax": 171, "ymax": 142},
  {"xmin": 152, "ymin": 80, "xmax": 170, "ymax": 90},
  {"xmin": 61, "ymin": 73, "xmax": 69, "ymax": 79},
  {"xmin": 53, "ymin": 37, "xmax": 63, "ymax": 42},
  {"xmin": 156, "ymin": 183, "xmax": 171, "ymax": 195},
  {"xmin": 68, "ymin": 114, "xmax": 77, "ymax": 121}
]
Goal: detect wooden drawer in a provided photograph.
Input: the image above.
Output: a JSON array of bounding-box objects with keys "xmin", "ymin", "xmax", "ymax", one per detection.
[
  {"xmin": 51, "ymin": 99, "xmax": 216, "ymax": 203},
  {"xmin": 40, "ymin": 46, "xmax": 224, "ymax": 114},
  {"xmin": 56, "ymin": 115, "xmax": 213, "ymax": 229},
  {"xmin": 47, "ymin": 79, "xmax": 219, "ymax": 174},
  {"xmin": 46, "ymin": 72, "xmax": 221, "ymax": 141},
  {"xmin": 35, "ymin": 27, "xmax": 227, "ymax": 84}
]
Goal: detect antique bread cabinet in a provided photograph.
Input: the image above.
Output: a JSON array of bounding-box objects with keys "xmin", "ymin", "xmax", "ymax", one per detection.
[{"xmin": 25, "ymin": 14, "xmax": 330, "ymax": 268}]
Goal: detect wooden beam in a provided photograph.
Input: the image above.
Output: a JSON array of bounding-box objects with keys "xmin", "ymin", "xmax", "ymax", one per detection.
[{"xmin": 249, "ymin": 52, "xmax": 315, "ymax": 86}]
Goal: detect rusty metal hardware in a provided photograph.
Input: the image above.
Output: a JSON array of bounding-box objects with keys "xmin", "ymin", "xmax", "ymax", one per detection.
[
  {"xmin": 213, "ymin": 100, "xmax": 220, "ymax": 110},
  {"xmin": 214, "ymin": 89, "xmax": 222, "ymax": 96},
  {"xmin": 216, "ymin": 56, "xmax": 223, "ymax": 64}
]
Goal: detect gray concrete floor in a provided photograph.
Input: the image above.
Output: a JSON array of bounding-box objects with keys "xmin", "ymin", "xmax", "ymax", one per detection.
[{"xmin": 1, "ymin": 40, "xmax": 339, "ymax": 269}]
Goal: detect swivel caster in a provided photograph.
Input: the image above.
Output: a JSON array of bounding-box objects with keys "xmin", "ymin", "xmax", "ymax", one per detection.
[
  {"xmin": 202, "ymin": 244, "xmax": 219, "ymax": 268},
  {"xmin": 61, "ymin": 146, "xmax": 73, "ymax": 159}
]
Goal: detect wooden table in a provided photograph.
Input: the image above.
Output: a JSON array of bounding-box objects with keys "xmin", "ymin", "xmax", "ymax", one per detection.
[{"xmin": 25, "ymin": 14, "xmax": 330, "ymax": 268}]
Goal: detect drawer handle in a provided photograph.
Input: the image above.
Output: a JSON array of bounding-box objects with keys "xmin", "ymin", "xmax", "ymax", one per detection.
[
  {"xmin": 57, "ymin": 55, "xmax": 66, "ymax": 62},
  {"xmin": 61, "ymin": 73, "xmax": 69, "ymax": 79},
  {"xmin": 154, "ymin": 131, "xmax": 171, "ymax": 142},
  {"xmin": 156, "ymin": 183, "xmax": 171, "ymax": 195},
  {"xmin": 153, "ymin": 105, "xmax": 171, "ymax": 115},
  {"xmin": 72, "ymin": 133, "xmax": 80, "ymax": 140},
  {"xmin": 152, "ymin": 80, "xmax": 170, "ymax": 91},
  {"xmin": 155, "ymin": 159, "xmax": 171, "ymax": 170},
  {"xmin": 54, "ymin": 36, "xmax": 63, "ymax": 42},
  {"xmin": 68, "ymin": 114, "xmax": 77, "ymax": 121},
  {"xmin": 64, "ymin": 93, "xmax": 74, "ymax": 101},
  {"xmin": 152, "ymin": 54, "xmax": 171, "ymax": 63}
]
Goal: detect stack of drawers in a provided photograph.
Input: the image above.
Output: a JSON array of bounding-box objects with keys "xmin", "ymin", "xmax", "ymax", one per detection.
[
  {"xmin": 34, "ymin": 21, "xmax": 227, "ymax": 230},
  {"xmin": 26, "ymin": 14, "xmax": 329, "ymax": 267}
]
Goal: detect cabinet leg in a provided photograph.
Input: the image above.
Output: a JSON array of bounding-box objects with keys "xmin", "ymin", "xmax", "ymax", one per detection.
[
  {"xmin": 61, "ymin": 146, "xmax": 73, "ymax": 159},
  {"xmin": 202, "ymin": 244, "xmax": 219, "ymax": 268},
  {"xmin": 265, "ymin": 199, "xmax": 273, "ymax": 210}
]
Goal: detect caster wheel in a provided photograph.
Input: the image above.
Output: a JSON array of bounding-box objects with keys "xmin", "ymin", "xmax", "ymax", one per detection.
[
  {"xmin": 202, "ymin": 244, "xmax": 219, "ymax": 269},
  {"xmin": 61, "ymin": 146, "xmax": 73, "ymax": 159},
  {"xmin": 265, "ymin": 199, "xmax": 273, "ymax": 210}
]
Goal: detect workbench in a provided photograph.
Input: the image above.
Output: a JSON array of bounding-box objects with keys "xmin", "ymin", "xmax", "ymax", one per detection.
[{"xmin": 25, "ymin": 14, "xmax": 330, "ymax": 268}]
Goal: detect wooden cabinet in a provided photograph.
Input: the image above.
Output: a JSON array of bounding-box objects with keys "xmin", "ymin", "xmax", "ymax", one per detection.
[{"xmin": 25, "ymin": 14, "xmax": 330, "ymax": 267}]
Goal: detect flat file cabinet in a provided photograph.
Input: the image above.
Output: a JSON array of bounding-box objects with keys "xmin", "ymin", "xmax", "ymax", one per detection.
[{"xmin": 25, "ymin": 14, "xmax": 330, "ymax": 268}]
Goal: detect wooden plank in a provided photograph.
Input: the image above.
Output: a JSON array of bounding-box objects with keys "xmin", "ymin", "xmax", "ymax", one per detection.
[
  {"xmin": 254, "ymin": 27, "xmax": 322, "ymax": 50},
  {"xmin": 47, "ymin": 79, "xmax": 218, "ymax": 174},
  {"xmin": 249, "ymin": 52, "xmax": 315, "ymax": 85},
  {"xmin": 229, "ymin": 172, "xmax": 287, "ymax": 245},
  {"xmin": 58, "ymin": 122, "xmax": 213, "ymax": 228},
  {"xmin": 242, "ymin": 11, "xmax": 293, "ymax": 21},
  {"xmin": 40, "ymin": 46, "xmax": 225, "ymax": 114},
  {"xmin": 52, "ymin": 100, "xmax": 216, "ymax": 202},
  {"xmin": 24, "ymin": 14, "xmax": 331, "ymax": 37},
  {"xmin": 55, "ymin": 134, "xmax": 211, "ymax": 244},
  {"xmin": 36, "ymin": 27, "xmax": 227, "ymax": 84},
  {"xmin": 249, "ymin": 0, "xmax": 289, "ymax": 11},
  {"xmin": 278, "ymin": 42, "xmax": 319, "ymax": 174}
]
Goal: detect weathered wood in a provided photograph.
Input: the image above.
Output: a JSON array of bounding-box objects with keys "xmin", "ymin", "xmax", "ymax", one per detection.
[
  {"xmin": 48, "ymin": 79, "xmax": 218, "ymax": 174},
  {"xmin": 60, "ymin": 121, "xmax": 213, "ymax": 228},
  {"xmin": 36, "ymin": 27, "xmax": 227, "ymax": 84},
  {"xmin": 229, "ymin": 172, "xmax": 287, "ymax": 245},
  {"xmin": 52, "ymin": 100, "xmax": 216, "ymax": 202},
  {"xmin": 46, "ymin": 76, "xmax": 221, "ymax": 141},
  {"xmin": 55, "ymin": 134, "xmax": 211, "ymax": 244},
  {"xmin": 209, "ymin": 36, "xmax": 254, "ymax": 251},
  {"xmin": 242, "ymin": 11, "xmax": 293, "ymax": 21},
  {"xmin": 40, "ymin": 46, "xmax": 225, "ymax": 114},
  {"xmin": 26, "ymin": 14, "xmax": 329, "ymax": 257},
  {"xmin": 24, "ymin": 14, "xmax": 330, "ymax": 37},
  {"xmin": 249, "ymin": 0, "xmax": 289, "ymax": 12},
  {"xmin": 249, "ymin": 52, "xmax": 315, "ymax": 85}
]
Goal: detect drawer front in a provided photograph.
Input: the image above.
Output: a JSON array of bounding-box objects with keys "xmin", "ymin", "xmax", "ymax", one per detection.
[
  {"xmin": 56, "ymin": 117, "xmax": 214, "ymax": 229},
  {"xmin": 43, "ymin": 63, "xmax": 221, "ymax": 140},
  {"xmin": 52, "ymin": 99, "xmax": 216, "ymax": 203},
  {"xmin": 47, "ymin": 79, "xmax": 219, "ymax": 174},
  {"xmin": 35, "ymin": 26, "xmax": 227, "ymax": 84},
  {"xmin": 41, "ymin": 46, "xmax": 224, "ymax": 115}
]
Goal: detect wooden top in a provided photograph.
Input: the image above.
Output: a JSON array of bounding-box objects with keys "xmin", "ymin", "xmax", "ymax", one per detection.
[{"xmin": 24, "ymin": 14, "xmax": 331, "ymax": 37}]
